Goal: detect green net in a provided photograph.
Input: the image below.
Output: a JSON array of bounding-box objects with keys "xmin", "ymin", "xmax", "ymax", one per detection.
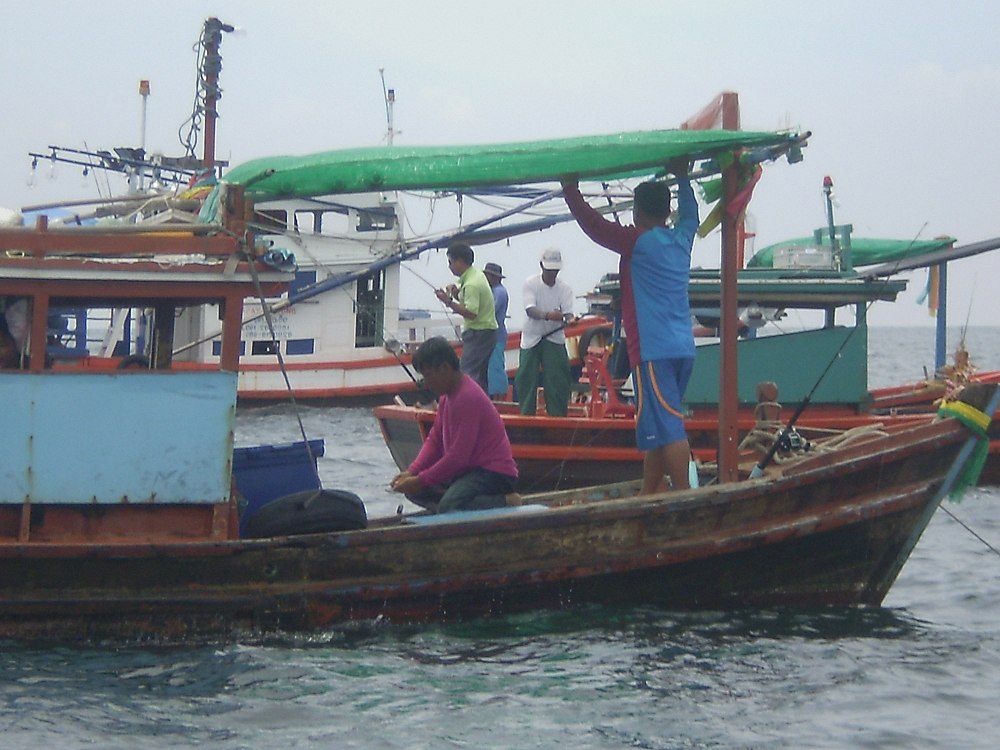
[{"xmin": 221, "ymin": 129, "xmax": 799, "ymax": 198}]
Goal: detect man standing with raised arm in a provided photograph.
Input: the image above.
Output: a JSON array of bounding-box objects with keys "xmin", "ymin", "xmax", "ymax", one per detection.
[{"xmin": 562, "ymin": 160, "xmax": 698, "ymax": 494}]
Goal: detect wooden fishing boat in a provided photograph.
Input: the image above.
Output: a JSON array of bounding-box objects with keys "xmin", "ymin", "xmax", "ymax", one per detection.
[
  {"xmin": 5, "ymin": 110, "xmax": 997, "ymax": 643},
  {"xmin": 376, "ymin": 237, "xmax": 1000, "ymax": 491},
  {"xmin": 3, "ymin": 323, "xmax": 996, "ymax": 640}
]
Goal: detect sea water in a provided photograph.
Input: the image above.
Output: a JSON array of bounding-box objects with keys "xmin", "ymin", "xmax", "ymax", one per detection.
[{"xmin": 2, "ymin": 327, "xmax": 999, "ymax": 749}]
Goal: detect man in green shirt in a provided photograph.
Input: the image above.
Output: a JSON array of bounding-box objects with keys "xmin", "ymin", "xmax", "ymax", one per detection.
[{"xmin": 435, "ymin": 242, "xmax": 498, "ymax": 392}]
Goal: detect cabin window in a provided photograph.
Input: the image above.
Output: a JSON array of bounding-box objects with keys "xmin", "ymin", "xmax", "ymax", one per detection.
[
  {"xmin": 253, "ymin": 209, "xmax": 288, "ymax": 233},
  {"xmin": 355, "ymin": 270, "xmax": 385, "ymax": 349},
  {"xmin": 288, "ymin": 206, "xmax": 397, "ymax": 237},
  {"xmin": 293, "ymin": 211, "xmax": 319, "ymax": 234},
  {"xmin": 286, "ymin": 338, "xmax": 314, "ymax": 355},
  {"xmin": 46, "ymin": 307, "xmax": 90, "ymax": 358},
  {"xmin": 250, "ymin": 340, "xmax": 279, "ymax": 356},
  {"xmin": 212, "ymin": 340, "xmax": 246, "ymax": 357},
  {"xmin": 356, "ymin": 209, "xmax": 395, "ymax": 232}
]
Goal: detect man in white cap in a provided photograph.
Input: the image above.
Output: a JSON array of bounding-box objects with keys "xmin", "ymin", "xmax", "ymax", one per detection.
[{"xmin": 514, "ymin": 248, "xmax": 576, "ymax": 416}]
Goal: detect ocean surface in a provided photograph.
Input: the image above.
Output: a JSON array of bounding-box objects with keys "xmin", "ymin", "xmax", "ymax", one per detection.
[{"xmin": 3, "ymin": 327, "xmax": 999, "ymax": 749}]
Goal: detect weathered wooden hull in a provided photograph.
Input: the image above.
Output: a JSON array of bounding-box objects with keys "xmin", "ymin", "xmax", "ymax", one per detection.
[{"xmin": 0, "ymin": 418, "xmax": 976, "ymax": 643}]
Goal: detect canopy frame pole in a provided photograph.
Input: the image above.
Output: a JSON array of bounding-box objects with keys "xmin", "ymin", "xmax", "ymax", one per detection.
[{"xmin": 717, "ymin": 92, "xmax": 741, "ymax": 483}]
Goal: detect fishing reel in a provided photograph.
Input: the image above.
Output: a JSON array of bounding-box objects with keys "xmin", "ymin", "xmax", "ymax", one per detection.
[{"xmin": 776, "ymin": 427, "xmax": 810, "ymax": 454}]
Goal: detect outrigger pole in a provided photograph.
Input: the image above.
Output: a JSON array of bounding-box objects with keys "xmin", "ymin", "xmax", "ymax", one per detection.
[{"xmin": 173, "ymin": 187, "xmax": 563, "ymax": 356}]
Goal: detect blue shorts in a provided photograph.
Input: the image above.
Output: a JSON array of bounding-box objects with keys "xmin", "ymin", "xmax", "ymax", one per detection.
[{"xmin": 633, "ymin": 358, "xmax": 693, "ymax": 450}]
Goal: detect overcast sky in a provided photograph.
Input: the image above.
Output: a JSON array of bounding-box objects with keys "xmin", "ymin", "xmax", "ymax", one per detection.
[{"xmin": 3, "ymin": 1, "xmax": 998, "ymax": 331}]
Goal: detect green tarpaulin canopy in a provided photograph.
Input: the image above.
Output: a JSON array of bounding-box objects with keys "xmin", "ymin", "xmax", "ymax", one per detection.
[
  {"xmin": 748, "ymin": 236, "xmax": 957, "ymax": 268},
  {"xmin": 221, "ymin": 129, "xmax": 801, "ymax": 198}
]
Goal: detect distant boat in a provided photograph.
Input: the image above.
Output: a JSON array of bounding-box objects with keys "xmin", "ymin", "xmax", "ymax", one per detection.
[{"xmin": 376, "ymin": 239, "xmax": 1000, "ymax": 492}]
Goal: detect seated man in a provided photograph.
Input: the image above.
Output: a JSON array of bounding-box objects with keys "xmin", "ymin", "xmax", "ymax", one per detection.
[{"xmin": 390, "ymin": 337, "xmax": 519, "ymax": 513}]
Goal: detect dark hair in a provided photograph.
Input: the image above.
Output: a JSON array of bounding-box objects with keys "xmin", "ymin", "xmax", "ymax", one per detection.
[
  {"xmin": 446, "ymin": 242, "xmax": 475, "ymax": 266},
  {"xmin": 634, "ymin": 181, "xmax": 671, "ymax": 221},
  {"xmin": 412, "ymin": 336, "xmax": 460, "ymax": 372}
]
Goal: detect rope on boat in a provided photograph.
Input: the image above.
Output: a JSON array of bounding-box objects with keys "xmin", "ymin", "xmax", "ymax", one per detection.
[
  {"xmin": 740, "ymin": 422, "xmax": 891, "ymax": 464},
  {"xmin": 937, "ymin": 398, "xmax": 993, "ymax": 498}
]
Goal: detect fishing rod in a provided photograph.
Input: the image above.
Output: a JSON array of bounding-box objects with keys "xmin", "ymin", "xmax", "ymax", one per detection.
[{"xmin": 244, "ymin": 255, "xmax": 322, "ymax": 489}]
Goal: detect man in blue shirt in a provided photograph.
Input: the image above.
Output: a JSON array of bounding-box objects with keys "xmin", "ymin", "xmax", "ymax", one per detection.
[
  {"xmin": 563, "ymin": 159, "xmax": 697, "ymax": 493},
  {"xmin": 484, "ymin": 262, "xmax": 510, "ymax": 400}
]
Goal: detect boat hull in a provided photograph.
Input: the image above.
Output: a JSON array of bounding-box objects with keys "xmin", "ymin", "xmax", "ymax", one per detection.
[{"xmin": 0, "ymin": 419, "xmax": 975, "ymax": 642}]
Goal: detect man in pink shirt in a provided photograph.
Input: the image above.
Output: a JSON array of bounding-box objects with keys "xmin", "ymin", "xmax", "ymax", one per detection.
[{"xmin": 390, "ymin": 337, "xmax": 519, "ymax": 513}]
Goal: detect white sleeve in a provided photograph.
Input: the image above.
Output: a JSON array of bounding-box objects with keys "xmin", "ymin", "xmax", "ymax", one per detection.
[
  {"xmin": 522, "ymin": 277, "xmax": 538, "ymax": 311},
  {"xmin": 560, "ymin": 281, "xmax": 574, "ymax": 314}
]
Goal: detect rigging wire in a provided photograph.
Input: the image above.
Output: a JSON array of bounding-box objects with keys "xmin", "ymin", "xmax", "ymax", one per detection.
[{"xmin": 81, "ymin": 140, "xmax": 112, "ymax": 200}]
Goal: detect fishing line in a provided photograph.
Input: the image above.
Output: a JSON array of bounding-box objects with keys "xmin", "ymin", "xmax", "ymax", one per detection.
[
  {"xmin": 939, "ymin": 503, "xmax": 1000, "ymax": 559},
  {"xmin": 399, "ymin": 263, "xmax": 465, "ymax": 329},
  {"xmin": 262, "ymin": 222, "xmax": 439, "ymax": 399},
  {"xmin": 955, "ymin": 275, "xmax": 977, "ymax": 352},
  {"xmin": 239, "ymin": 232, "xmax": 321, "ymax": 487}
]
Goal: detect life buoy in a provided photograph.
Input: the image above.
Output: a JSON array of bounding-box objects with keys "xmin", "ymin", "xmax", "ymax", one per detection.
[{"xmin": 241, "ymin": 488, "xmax": 368, "ymax": 538}]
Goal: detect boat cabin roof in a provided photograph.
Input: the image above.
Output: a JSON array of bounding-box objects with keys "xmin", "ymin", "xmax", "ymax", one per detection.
[
  {"xmin": 0, "ymin": 224, "xmax": 289, "ymax": 304},
  {"xmin": 592, "ymin": 269, "xmax": 908, "ymax": 311},
  {"xmin": 0, "ymin": 223, "xmax": 291, "ymax": 372}
]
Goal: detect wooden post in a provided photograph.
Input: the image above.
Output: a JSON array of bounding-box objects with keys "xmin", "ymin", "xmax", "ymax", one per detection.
[
  {"xmin": 717, "ymin": 92, "xmax": 741, "ymax": 483},
  {"xmin": 28, "ymin": 291, "xmax": 48, "ymax": 373},
  {"xmin": 152, "ymin": 303, "xmax": 176, "ymax": 369},
  {"xmin": 219, "ymin": 292, "xmax": 245, "ymax": 372}
]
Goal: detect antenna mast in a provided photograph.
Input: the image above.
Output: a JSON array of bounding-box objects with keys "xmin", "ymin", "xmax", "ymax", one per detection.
[
  {"xmin": 380, "ymin": 69, "xmax": 399, "ymax": 146},
  {"xmin": 201, "ymin": 17, "xmax": 234, "ymax": 170}
]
